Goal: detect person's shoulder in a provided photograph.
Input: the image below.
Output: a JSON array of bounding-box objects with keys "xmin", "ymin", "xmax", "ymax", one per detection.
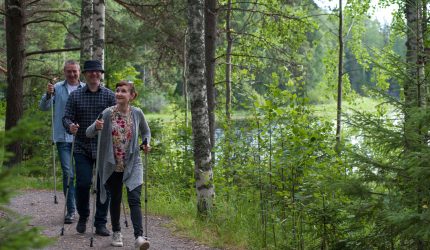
[
  {"xmin": 102, "ymin": 106, "xmax": 114, "ymax": 115},
  {"xmin": 132, "ymin": 106, "xmax": 145, "ymax": 118},
  {"xmin": 131, "ymin": 106, "xmax": 143, "ymax": 113},
  {"xmin": 100, "ymin": 85, "xmax": 115, "ymax": 95},
  {"xmin": 54, "ymin": 80, "xmax": 66, "ymax": 88}
]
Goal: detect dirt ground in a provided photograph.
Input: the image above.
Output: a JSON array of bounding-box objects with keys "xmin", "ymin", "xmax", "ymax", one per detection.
[{"xmin": 9, "ymin": 190, "xmax": 219, "ymax": 250}]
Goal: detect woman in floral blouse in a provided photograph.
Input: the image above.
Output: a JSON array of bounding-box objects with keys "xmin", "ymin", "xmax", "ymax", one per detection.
[{"xmin": 86, "ymin": 80, "xmax": 150, "ymax": 249}]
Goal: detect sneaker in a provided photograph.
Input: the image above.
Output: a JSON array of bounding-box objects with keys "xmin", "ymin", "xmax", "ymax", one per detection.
[
  {"xmin": 95, "ymin": 225, "xmax": 111, "ymax": 236},
  {"xmin": 135, "ymin": 236, "xmax": 150, "ymax": 250},
  {"xmin": 64, "ymin": 213, "xmax": 75, "ymax": 224},
  {"xmin": 111, "ymin": 231, "xmax": 123, "ymax": 247},
  {"xmin": 76, "ymin": 217, "xmax": 87, "ymax": 234}
]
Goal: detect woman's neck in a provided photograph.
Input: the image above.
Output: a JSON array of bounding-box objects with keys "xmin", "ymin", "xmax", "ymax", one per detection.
[{"xmin": 116, "ymin": 104, "xmax": 129, "ymax": 114}]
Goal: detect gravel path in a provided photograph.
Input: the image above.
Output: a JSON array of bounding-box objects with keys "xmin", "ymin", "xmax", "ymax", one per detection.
[{"xmin": 9, "ymin": 190, "xmax": 218, "ymax": 250}]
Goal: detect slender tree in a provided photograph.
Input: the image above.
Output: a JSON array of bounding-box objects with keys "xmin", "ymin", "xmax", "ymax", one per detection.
[
  {"xmin": 225, "ymin": 0, "xmax": 233, "ymax": 120},
  {"xmin": 225, "ymin": 0, "xmax": 232, "ymax": 120},
  {"xmin": 204, "ymin": 0, "xmax": 217, "ymax": 153},
  {"xmin": 187, "ymin": 0, "xmax": 215, "ymax": 215},
  {"xmin": 183, "ymin": 29, "xmax": 189, "ymax": 127},
  {"xmin": 335, "ymin": 0, "xmax": 343, "ymax": 154}
]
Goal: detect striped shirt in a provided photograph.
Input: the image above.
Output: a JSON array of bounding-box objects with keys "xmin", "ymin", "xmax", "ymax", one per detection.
[{"xmin": 63, "ymin": 84, "xmax": 116, "ymax": 159}]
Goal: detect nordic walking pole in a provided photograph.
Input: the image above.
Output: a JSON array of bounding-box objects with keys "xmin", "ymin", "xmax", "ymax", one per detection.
[
  {"xmin": 60, "ymin": 135, "xmax": 75, "ymax": 236},
  {"xmin": 121, "ymin": 195, "xmax": 129, "ymax": 227},
  {"xmin": 142, "ymin": 138, "xmax": 149, "ymax": 241},
  {"xmin": 90, "ymin": 113, "xmax": 103, "ymax": 247},
  {"xmin": 50, "ymin": 88, "xmax": 58, "ymax": 204}
]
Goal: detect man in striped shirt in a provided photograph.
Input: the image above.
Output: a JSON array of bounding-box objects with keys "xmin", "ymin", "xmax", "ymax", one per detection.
[{"xmin": 63, "ymin": 60, "xmax": 115, "ymax": 236}]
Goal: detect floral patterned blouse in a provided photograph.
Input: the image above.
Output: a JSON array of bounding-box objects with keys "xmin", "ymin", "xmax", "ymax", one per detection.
[{"xmin": 111, "ymin": 106, "xmax": 133, "ymax": 172}]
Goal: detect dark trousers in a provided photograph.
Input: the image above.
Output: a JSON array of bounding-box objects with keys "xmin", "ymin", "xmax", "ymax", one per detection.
[
  {"xmin": 74, "ymin": 153, "xmax": 110, "ymax": 227},
  {"xmin": 106, "ymin": 171, "xmax": 143, "ymax": 238}
]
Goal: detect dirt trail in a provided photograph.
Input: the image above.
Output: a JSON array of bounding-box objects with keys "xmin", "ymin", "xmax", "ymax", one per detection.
[{"xmin": 9, "ymin": 190, "xmax": 218, "ymax": 250}]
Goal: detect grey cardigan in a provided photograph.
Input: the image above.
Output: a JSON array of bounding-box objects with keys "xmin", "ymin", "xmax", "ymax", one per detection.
[{"xmin": 86, "ymin": 106, "xmax": 151, "ymax": 204}]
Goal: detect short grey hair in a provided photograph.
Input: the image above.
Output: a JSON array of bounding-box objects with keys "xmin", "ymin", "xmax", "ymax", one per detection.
[{"xmin": 64, "ymin": 60, "xmax": 80, "ymax": 70}]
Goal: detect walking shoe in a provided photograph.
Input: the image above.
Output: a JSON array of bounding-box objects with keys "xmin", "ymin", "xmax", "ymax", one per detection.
[
  {"xmin": 111, "ymin": 231, "xmax": 123, "ymax": 247},
  {"xmin": 64, "ymin": 213, "xmax": 75, "ymax": 224},
  {"xmin": 76, "ymin": 217, "xmax": 87, "ymax": 233},
  {"xmin": 95, "ymin": 226, "xmax": 111, "ymax": 236},
  {"xmin": 135, "ymin": 236, "xmax": 150, "ymax": 250}
]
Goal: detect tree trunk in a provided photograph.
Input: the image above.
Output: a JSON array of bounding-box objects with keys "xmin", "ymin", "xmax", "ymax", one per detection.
[
  {"xmin": 183, "ymin": 29, "xmax": 189, "ymax": 128},
  {"xmin": 404, "ymin": 1, "xmax": 425, "ymax": 249},
  {"xmin": 93, "ymin": 0, "xmax": 105, "ymax": 68},
  {"xmin": 204, "ymin": 0, "xmax": 217, "ymax": 154},
  {"xmin": 225, "ymin": 0, "xmax": 232, "ymax": 120},
  {"xmin": 5, "ymin": 0, "xmax": 26, "ymax": 166},
  {"xmin": 187, "ymin": 0, "xmax": 215, "ymax": 215},
  {"xmin": 80, "ymin": 0, "xmax": 93, "ymax": 64},
  {"xmin": 405, "ymin": 0, "xmax": 425, "ymax": 110},
  {"xmin": 335, "ymin": 0, "xmax": 343, "ymax": 154}
]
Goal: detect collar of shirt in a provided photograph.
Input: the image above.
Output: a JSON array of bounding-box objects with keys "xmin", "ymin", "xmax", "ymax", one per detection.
[
  {"xmin": 61, "ymin": 80, "xmax": 84, "ymax": 88},
  {"xmin": 83, "ymin": 84, "xmax": 102, "ymax": 93}
]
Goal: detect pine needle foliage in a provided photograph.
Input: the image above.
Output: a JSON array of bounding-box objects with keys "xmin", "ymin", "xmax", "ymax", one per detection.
[
  {"xmin": 0, "ymin": 105, "xmax": 52, "ymax": 249},
  {"xmin": 343, "ymin": 62, "xmax": 430, "ymax": 248}
]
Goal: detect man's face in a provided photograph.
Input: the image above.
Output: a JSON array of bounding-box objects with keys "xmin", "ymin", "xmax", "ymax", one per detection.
[
  {"xmin": 84, "ymin": 70, "xmax": 102, "ymax": 86},
  {"xmin": 64, "ymin": 64, "xmax": 80, "ymax": 84}
]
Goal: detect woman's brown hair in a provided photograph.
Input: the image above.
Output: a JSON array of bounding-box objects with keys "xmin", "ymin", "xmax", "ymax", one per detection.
[{"xmin": 115, "ymin": 80, "xmax": 138, "ymax": 99}]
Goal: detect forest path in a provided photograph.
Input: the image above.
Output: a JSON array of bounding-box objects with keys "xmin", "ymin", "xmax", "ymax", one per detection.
[{"xmin": 9, "ymin": 190, "xmax": 218, "ymax": 250}]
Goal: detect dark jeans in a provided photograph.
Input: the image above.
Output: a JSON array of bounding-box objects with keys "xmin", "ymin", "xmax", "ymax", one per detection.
[
  {"xmin": 74, "ymin": 153, "xmax": 110, "ymax": 227},
  {"xmin": 56, "ymin": 142, "xmax": 76, "ymax": 216},
  {"xmin": 106, "ymin": 171, "xmax": 143, "ymax": 238}
]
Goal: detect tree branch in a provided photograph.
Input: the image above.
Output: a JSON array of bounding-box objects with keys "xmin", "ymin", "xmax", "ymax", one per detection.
[
  {"xmin": 25, "ymin": 0, "xmax": 43, "ymax": 7},
  {"xmin": 113, "ymin": 0, "xmax": 146, "ymax": 19},
  {"xmin": 216, "ymin": 53, "xmax": 292, "ymax": 64},
  {"xmin": 23, "ymin": 74, "xmax": 55, "ymax": 80},
  {"xmin": 113, "ymin": 0, "xmax": 167, "ymax": 8},
  {"xmin": 230, "ymin": 7, "xmax": 300, "ymax": 21},
  {"xmin": 0, "ymin": 65, "xmax": 7, "ymax": 74},
  {"xmin": 28, "ymin": 9, "xmax": 80, "ymax": 18},
  {"xmin": 26, "ymin": 47, "xmax": 81, "ymax": 57},
  {"xmin": 24, "ymin": 17, "xmax": 58, "ymax": 26},
  {"xmin": 23, "ymin": 18, "xmax": 80, "ymax": 39}
]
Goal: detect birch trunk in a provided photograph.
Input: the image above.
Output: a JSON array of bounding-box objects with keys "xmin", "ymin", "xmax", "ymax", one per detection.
[
  {"xmin": 5, "ymin": 0, "xmax": 26, "ymax": 166},
  {"xmin": 187, "ymin": 0, "xmax": 215, "ymax": 215},
  {"xmin": 93, "ymin": 0, "xmax": 105, "ymax": 68},
  {"xmin": 80, "ymin": 0, "xmax": 93, "ymax": 64}
]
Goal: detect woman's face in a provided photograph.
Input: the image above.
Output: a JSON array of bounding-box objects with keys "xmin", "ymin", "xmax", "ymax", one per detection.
[{"xmin": 115, "ymin": 84, "xmax": 135, "ymax": 105}]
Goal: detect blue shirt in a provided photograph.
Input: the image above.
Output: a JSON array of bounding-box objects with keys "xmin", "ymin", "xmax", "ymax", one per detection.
[
  {"xmin": 39, "ymin": 80, "xmax": 85, "ymax": 143},
  {"xmin": 63, "ymin": 85, "xmax": 116, "ymax": 159}
]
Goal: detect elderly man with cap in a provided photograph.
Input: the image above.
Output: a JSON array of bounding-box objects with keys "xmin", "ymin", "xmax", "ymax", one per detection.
[{"xmin": 63, "ymin": 60, "xmax": 116, "ymax": 236}]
